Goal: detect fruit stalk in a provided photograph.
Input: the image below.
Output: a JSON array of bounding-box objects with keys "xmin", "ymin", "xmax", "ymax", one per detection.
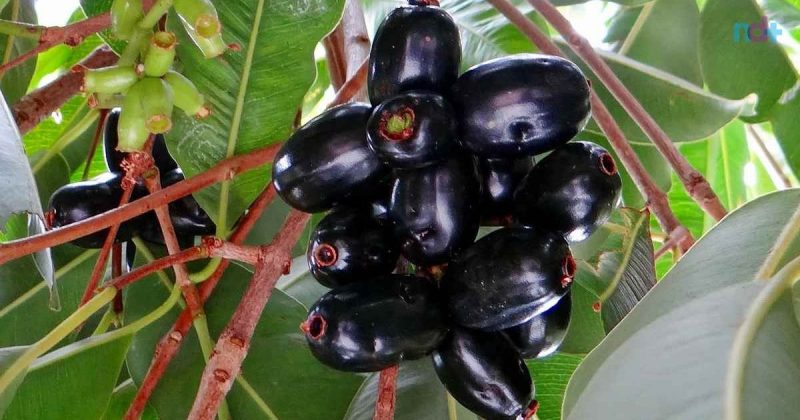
[
  {"xmin": 527, "ymin": 0, "xmax": 728, "ymax": 222},
  {"xmin": 374, "ymin": 365, "xmax": 399, "ymax": 420},
  {"xmin": 486, "ymin": 0, "xmax": 693, "ymax": 250}
]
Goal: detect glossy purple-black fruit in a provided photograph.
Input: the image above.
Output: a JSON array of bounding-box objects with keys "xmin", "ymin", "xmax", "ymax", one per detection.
[
  {"xmin": 104, "ymin": 109, "xmax": 178, "ymax": 173},
  {"xmin": 307, "ymin": 207, "xmax": 399, "ymax": 288},
  {"xmin": 514, "ymin": 141, "xmax": 622, "ymax": 242},
  {"xmin": 367, "ymin": 91, "xmax": 457, "ymax": 169},
  {"xmin": 443, "ymin": 227, "xmax": 575, "ymax": 331},
  {"xmin": 48, "ymin": 173, "xmax": 147, "ymax": 248},
  {"xmin": 368, "ymin": 5, "xmax": 460, "ymax": 104},
  {"xmin": 139, "ymin": 168, "xmax": 216, "ymax": 244},
  {"xmin": 272, "ymin": 103, "xmax": 387, "ymax": 213},
  {"xmin": 302, "ymin": 274, "xmax": 448, "ymax": 372},
  {"xmin": 389, "ymin": 156, "xmax": 481, "ymax": 266},
  {"xmin": 503, "ymin": 293, "xmax": 571, "ymax": 359},
  {"xmin": 452, "ymin": 54, "xmax": 591, "ymax": 158},
  {"xmin": 432, "ymin": 328, "xmax": 535, "ymax": 420},
  {"xmin": 479, "ymin": 157, "xmax": 534, "ymax": 221}
]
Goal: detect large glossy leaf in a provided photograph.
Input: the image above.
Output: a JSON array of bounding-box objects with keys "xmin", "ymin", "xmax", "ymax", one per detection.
[
  {"xmin": 166, "ymin": 0, "xmax": 345, "ymax": 231},
  {"xmin": 125, "ymin": 262, "xmax": 363, "ymax": 419},
  {"xmin": 559, "ymin": 44, "xmax": 752, "ymax": 144},
  {"xmin": 771, "ymin": 87, "xmax": 800, "ymax": 177},
  {"xmin": 0, "ymin": 89, "xmax": 54, "ymax": 300},
  {"xmin": 564, "ymin": 189, "xmax": 800, "ymax": 418},
  {"xmin": 102, "ymin": 380, "xmax": 160, "ymax": 420},
  {"xmin": 700, "ymin": 0, "xmax": 797, "ymax": 121},
  {"xmin": 560, "ymin": 284, "xmax": 606, "ymax": 354},
  {"xmin": 5, "ymin": 330, "xmax": 132, "ymax": 420},
  {"xmin": 0, "ymin": 346, "xmax": 29, "ymax": 418},
  {"xmin": 616, "ymin": 0, "xmax": 703, "ymax": 84},
  {"xmin": 527, "ymin": 354, "xmax": 583, "ymax": 420},
  {"xmin": 0, "ymin": 0, "xmax": 37, "ymax": 105}
]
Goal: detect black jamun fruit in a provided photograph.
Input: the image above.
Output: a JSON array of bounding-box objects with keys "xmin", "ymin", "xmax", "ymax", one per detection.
[
  {"xmin": 367, "ymin": 91, "xmax": 457, "ymax": 169},
  {"xmin": 302, "ymin": 274, "xmax": 448, "ymax": 372},
  {"xmin": 272, "ymin": 103, "xmax": 387, "ymax": 213},
  {"xmin": 368, "ymin": 5, "xmax": 461, "ymax": 104},
  {"xmin": 389, "ymin": 156, "xmax": 481, "ymax": 266},
  {"xmin": 139, "ymin": 168, "xmax": 216, "ymax": 244},
  {"xmin": 514, "ymin": 141, "xmax": 622, "ymax": 242},
  {"xmin": 502, "ymin": 293, "xmax": 572, "ymax": 359},
  {"xmin": 443, "ymin": 227, "xmax": 575, "ymax": 331},
  {"xmin": 306, "ymin": 207, "xmax": 399, "ymax": 288},
  {"xmin": 452, "ymin": 54, "xmax": 591, "ymax": 158},
  {"xmin": 432, "ymin": 328, "xmax": 535, "ymax": 420},
  {"xmin": 479, "ymin": 157, "xmax": 534, "ymax": 221}
]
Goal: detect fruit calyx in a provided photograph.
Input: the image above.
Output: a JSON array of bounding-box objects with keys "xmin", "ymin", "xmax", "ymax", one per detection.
[
  {"xmin": 301, "ymin": 314, "xmax": 327, "ymax": 340},
  {"xmin": 599, "ymin": 152, "xmax": 618, "ymax": 176},
  {"xmin": 561, "ymin": 254, "xmax": 576, "ymax": 288},
  {"xmin": 523, "ymin": 400, "xmax": 540, "ymax": 420},
  {"xmin": 379, "ymin": 107, "xmax": 416, "ymax": 141},
  {"xmin": 313, "ymin": 243, "xmax": 339, "ymax": 267}
]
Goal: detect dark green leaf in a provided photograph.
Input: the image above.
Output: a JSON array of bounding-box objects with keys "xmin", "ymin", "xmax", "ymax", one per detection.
[
  {"xmin": 564, "ymin": 189, "xmax": 800, "ymax": 418},
  {"xmin": 560, "ymin": 283, "xmax": 606, "ymax": 354},
  {"xmin": 772, "ymin": 87, "xmax": 800, "ymax": 177},
  {"xmin": 125, "ymin": 262, "xmax": 363, "ymax": 419},
  {"xmin": 0, "ymin": 346, "xmax": 30, "ymax": 418},
  {"xmin": 5, "ymin": 330, "xmax": 132, "ymax": 420},
  {"xmin": 102, "ymin": 380, "xmax": 160, "ymax": 420},
  {"xmin": 527, "ymin": 354, "xmax": 583, "ymax": 420},
  {"xmin": 276, "ymin": 256, "xmax": 328, "ymax": 309},
  {"xmin": 604, "ymin": 7, "xmax": 642, "ymax": 45},
  {"xmin": 700, "ymin": 0, "xmax": 797, "ymax": 121},
  {"xmin": 167, "ymin": 0, "xmax": 345, "ymax": 231}
]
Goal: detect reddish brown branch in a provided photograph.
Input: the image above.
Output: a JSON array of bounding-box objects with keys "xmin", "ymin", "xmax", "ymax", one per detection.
[
  {"xmin": 526, "ymin": 0, "xmax": 727, "ymax": 221},
  {"xmin": 323, "ymin": 0, "xmax": 370, "ymax": 100},
  {"xmin": 373, "ymin": 365, "xmax": 399, "ymax": 420},
  {"xmin": 187, "ymin": 210, "xmax": 309, "ymax": 419},
  {"xmin": 124, "ymin": 185, "xmax": 277, "ymax": 420},
  {"xmin": 0, "ymin": 143, "xmax": 281, "ymax": 265},
  {"xmin": 13, "ymin": 46, "xmax": 117, "ymax": 134},
  {"xmin": 330, "ymin": 57, "xmax": 368, "ymax": 106},
  {"xmin": 486, "ymin": 0, "xmax": 693, "ymax": 250}
]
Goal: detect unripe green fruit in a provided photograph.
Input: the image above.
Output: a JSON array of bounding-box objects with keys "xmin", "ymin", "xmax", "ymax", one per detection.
[
  {"xmin": 143, "ymin": 31, "xmax": 177, "ymax": 77},
  {"xmin": 164, "ymin": 71, "xmax": 209, "ymax": 118},
  {"xmin": 138, "ymin": 77, "xmax": 175, "ymax": 134},
  {"xmin": 82, "ymin": 65, "xmax": 140, "ymax": 94}
]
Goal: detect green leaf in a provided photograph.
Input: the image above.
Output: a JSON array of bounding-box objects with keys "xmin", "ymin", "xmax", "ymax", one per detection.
[
  {"xmin": 560, "ymin": 284, "xmax": 606, "ymax": 354},
  {"xmin": 125, "ymin": 262, "xmax": 363, "ymax": 419},
  {"xmin": 572, "ymin": 208, "xmax": 656, "ymax": 332},
  {"xmin": 617, "ymin": 0, "xmax": 703, "ymax": 84},
  {"xmin": 5, "ymin": 330, "xmax": 132, "ymax": 420},
  {"xmin": 564, "ymin": 189, "xmax": 800, "ymax": 418},
  {"xmin": 344, "ymin": 359, "xmax": 476, "ymax": 420},
  {"xmin": 0, "ymin": 346, "xmax": 30, "ymax": 418},
  {"xmin": 276, "ymin": 256, "xmax": 329, "ymax": 309},
  {"xmin": 167, "ymin": 0, "xmax": 345, "ymax": 231},
  {"xmin": 0, "ymin": 246, "xmax": 97, "ymax": 347},
  {"xmin": 700, "ymin": 0, "xmax": 797, "ymax": 121},
  {"xmin": 604, "ymin": 7, "xmax": 642, "ymax": 45},
  {"xmin": 527, "ymin": 354, "xmax": 583, "ymax": 420},
  {"xmin": 0, "ymin": 0, "xmax": 37, "ymax": 105},
  {"xmin": 102, "ymin": 380, "xmax": 160, "ymax": 420},
  {"xmin": 79, "ymin": 0, "xmax": 126, "ymax": 54},
  {"xmin": 559, "ymin": 43, "xmax": 752, "ymax": 144},
  {"xmin": 771, "ymin": 87, "xmax": 800, "ymax": 177}
]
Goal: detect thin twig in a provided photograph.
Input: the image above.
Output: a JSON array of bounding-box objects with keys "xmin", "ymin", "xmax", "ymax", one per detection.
[
  {"xmin": 323, "ymin": 0, "xmax": 370, "ymax": 100},
  {"xmin": 486, "ymin": 0, "xmax": 694, "ymax": 250},
  {"xmin": 187, "ymin": 210, "xmax": 309, "ymax": 420},
  {"xmin": 747, "ymin": 125, "xmax": 793, "ymax": 189},
  {"xmin": 13, "ymin": 46, "xmax": 117, "ymax": 134},
  {"xmin": 527, "ymin": 0, "xmax": 727, "ymax": 222},
  {"xmin": 373, "ymin": 365, "xmax": 399, "ymax": 420}
]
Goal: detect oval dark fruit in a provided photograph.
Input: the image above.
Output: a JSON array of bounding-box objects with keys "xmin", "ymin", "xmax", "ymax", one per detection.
[
  {"xmin": 367, "ymin": 91, "xmax": 457, "ymax": 169},
  {"xmin": 104, "ymin": 108, "xmax": 178, "ymax": 173},
  {"xmin": 139, "ymin": 168, "xmax": 216, "ymax": 244},
  {"xmin": 389, "ymin": 156, "xmax": 481, "ymax": 266},
  {"xmin": 302, "ymin": 274, "xmax": 448, "ymax": 372},
  {"xmin": 307, "ymin": 207, "xmax": 399, "ymax": 288},
  {"xmin": 479, "ymin": 157, "xmax": 534, "ymax": 222},
  {"xmin": 503, "ymin": 293, "xmax": 571, "ymax": 359},
  {"xmin": 48, "ymin": 173, "xmax": 147, "ymax": 248},
  {"xmin": 272, "ymin": 103, "xmax": 387, "ymax": 213},
  {"xmin": 432, "ymin": 328, "xmax": 535, "ymax": 420},
  {"xmin": 443, "ymin": 227, "xmax": 575, "ymax": 331},
  {"xmin": 368, "ymin": 5, "xmax": 460, "ymax": 104},
  {"xmin": 514, "ymin": 141, "xmax": 622, "ymax": 242},
  {"xmin": 452, "ymin": 54, "xmax": 591, "ymax": 158}
]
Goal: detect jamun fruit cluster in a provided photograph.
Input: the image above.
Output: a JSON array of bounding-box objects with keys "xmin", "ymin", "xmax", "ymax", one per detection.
[{"xmin": 274, "ymin": 2, "xmax": 621, "ymax": 419}]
